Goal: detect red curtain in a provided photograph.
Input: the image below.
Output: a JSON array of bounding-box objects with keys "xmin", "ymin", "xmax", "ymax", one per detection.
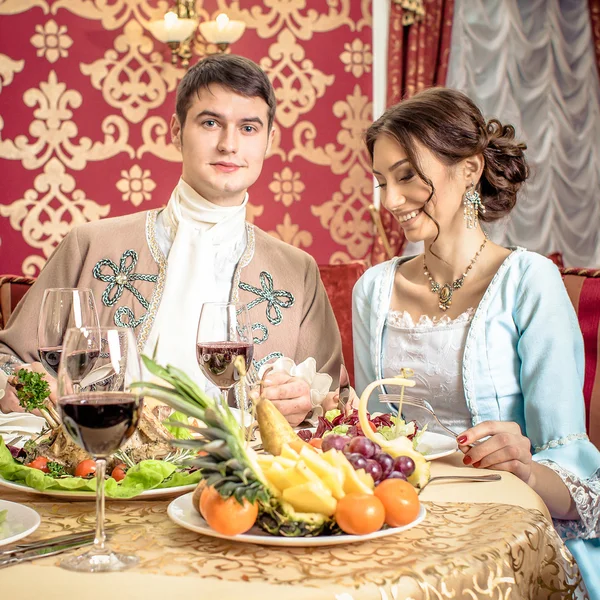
[
  {"xmin": 591, "ymin": 0, "xmax": 600, "ymax": 80},
  {"xmin": 370, "ymin": 0, "xmax": 454, "ymax": 265}
]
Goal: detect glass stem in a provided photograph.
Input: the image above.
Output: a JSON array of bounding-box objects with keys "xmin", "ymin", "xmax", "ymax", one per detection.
[{"xmin": 94, "ymin": 458, "xmax": 107, "ymax": 551}]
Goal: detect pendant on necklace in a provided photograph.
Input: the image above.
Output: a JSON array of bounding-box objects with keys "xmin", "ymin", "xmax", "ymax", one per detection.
[{"xmin": 438, "ymin": 284, "xmax": 453, "ymax": 311}]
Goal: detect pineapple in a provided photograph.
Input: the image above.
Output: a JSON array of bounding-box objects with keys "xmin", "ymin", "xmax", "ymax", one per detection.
[{"xmin": 133, "ymin": 356, "xmax": 337, "ymax": 537}]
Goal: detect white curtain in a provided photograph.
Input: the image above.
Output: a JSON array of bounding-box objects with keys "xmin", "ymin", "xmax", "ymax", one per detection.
[{"xmin": 446, "ymin": 0, "xmax": 600, "ymax": 267}]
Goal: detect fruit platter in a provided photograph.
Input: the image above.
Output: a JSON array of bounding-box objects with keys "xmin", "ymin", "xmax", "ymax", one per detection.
[{"xmin": 132, "ymin": 357, "xmax": 431, "ymax": 543}]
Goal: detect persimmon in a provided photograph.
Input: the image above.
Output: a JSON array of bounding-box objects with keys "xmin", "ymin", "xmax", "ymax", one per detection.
[
  {"xmin": 201, "ymin": 486, "xmax": 258, "ymax": 536},
  {"xmin": 374, "ymin": 479, "xmax": 420, "ymax": 527},
  {"xmin": 334, "ymin": 493, "xmax": 385, "ymax": 535}
]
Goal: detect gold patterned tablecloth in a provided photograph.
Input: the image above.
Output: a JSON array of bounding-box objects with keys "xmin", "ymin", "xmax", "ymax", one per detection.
[{"xmin": 0, "ymin": 454, "xmax": 587, "ymax": 600}]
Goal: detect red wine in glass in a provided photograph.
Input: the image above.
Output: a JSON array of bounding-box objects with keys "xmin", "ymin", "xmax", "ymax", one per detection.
[
  {"xmin": 39, "ymin": 346, "xmax": 63, "ymax": 377},
  {"xmin": 196, "ymin": 341, "xmax": 254, "ymax": 390},
  {"xmin": 58, "ymin": 393, "xmax": 143, "ymax": 457}
]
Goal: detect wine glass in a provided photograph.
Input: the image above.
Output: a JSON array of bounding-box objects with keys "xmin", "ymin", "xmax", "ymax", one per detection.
[
  {"xmin": 196, "ymin": 302, "xmax": 254, "ymax": 408},
  {"xmin": 57, "ymin": 326, "xmax": 143, "ymax": 573},
  {"xmin": 38, "ymin": 288, "xmax": 99, "ymax": 378}
]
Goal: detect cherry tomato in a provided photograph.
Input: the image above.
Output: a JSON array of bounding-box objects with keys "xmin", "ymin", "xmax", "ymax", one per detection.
[
  {"xmin": 309, "ymin": 438, "xmax": 323, "ymax": 449},
  {"xmin": 26, "ymin": 456, "xmax": 49, "ymax": 473},
  {"xmin": 75, "ymin": 459, "xmax": 97, "ymax": 478},
  {"xmin": 374, "ymin": 479, "xmax": 420, "ymax": 527},
  {"xmin": 110, "ymin": 463, "xmax": 127, "ymax": 482},
  {"xmin": 334, "ymin": 493, "xmax": 385, "ymax": 535}
]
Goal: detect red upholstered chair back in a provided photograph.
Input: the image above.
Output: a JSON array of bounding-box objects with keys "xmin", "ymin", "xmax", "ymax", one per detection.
[
  {"xmin": 560, "ymin": 267, "xmax": 600, "ymax": 447},
  {"xmin": 318, "ymin": 261, "xmax": 367, "ymax": 387},
  {"xmin": 0, "ymin": 275, "xmax": 35, "ymax": 330}
]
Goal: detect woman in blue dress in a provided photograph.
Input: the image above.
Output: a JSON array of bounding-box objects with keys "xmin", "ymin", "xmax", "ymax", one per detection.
[{"xmin": 353, "ymin": 87, "xmax": 600, "ymax": 598}]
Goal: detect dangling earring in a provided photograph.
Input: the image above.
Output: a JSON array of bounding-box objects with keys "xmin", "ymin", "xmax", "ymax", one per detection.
[{"xmin": 463, "ymin": 183, "xmax": 485, "ymax": 229}]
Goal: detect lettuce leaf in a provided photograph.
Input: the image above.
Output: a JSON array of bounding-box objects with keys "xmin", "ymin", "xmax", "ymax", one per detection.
[
  {"xmin": 0, "ymin": 437, "xmax": 201, "ymax": 499},
  {"xmin": 0, "ymin": 509, "xmax": 6, "ymax": 525},
  {"xmin": 324, "ymin": 409, "xmax": 341, "ymax": 422},
  {"xmin": 323, "ymin": 424, "xmax": 350, "ymax": 437},
  {"xmin": 162, "ymin": 411, "xmax": 194, "ymax": 440}
]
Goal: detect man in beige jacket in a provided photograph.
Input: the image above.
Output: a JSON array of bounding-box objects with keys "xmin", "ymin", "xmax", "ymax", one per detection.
[{"xmin": 0, "ymin": 54, "xmax": 343, "ymax": 425}]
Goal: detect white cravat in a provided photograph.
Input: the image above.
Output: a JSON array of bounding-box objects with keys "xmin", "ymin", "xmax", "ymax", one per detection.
[{"xmin": 144, "ymin": 178, "xmax": 247, "ymax": 390}]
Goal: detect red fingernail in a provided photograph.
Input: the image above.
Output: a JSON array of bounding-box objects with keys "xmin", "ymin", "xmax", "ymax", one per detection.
[
  {"xmin": 473, "ymin": 461, "xmax": 481, "ymax": 468},
  {"xmin": 463, "ymin": 456, "xmax": 472, "ymax": 465},
  {"xmin": 457, "ymin": 435, "xmax": 467, "ymax": 444}
]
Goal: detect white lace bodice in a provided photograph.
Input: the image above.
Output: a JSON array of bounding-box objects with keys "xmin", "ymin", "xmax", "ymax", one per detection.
[{"xmin": 382, "ymin": 309, "xmax": 475, "ymax": 435}]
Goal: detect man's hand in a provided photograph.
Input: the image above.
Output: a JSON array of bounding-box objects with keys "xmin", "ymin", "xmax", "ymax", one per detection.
[
  {"xmin": 322, "ymin": 386, "xmax": 359, "ymax": 414},
  {"xmin": 0, "ymin": 362, "xmax": 57, "ymax": 414},
  {"xmin": 260, "ymin": 371, "xmax": 312, "ymax": 427},
  {"xmin": 457, "ymin": 420, "xmax": 533, "ymax": 484}
]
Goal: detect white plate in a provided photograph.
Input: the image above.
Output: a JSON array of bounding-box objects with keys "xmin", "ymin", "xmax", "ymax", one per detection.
[
  {"xmin": 167, "ymin": 492, "xmax": 426, "ymax": 547},
  {"xmin": 0, "ymin": 499, "xmax": 41, "ymax": 546},
  {"xmin": 0, "ymin": 477, "xmax": 195, "ymax": 500},
  {"xmin": 415, "ymin": 431, "xmax": 458, "ymax": 461}
]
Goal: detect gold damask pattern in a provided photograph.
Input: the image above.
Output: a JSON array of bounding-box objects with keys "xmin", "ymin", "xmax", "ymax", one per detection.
[
  {"xmin": 0, "ymin": 54, "xmax": 24, "ymax": 94},
  {"xmin": 291, "ymin": 85, "xmax": 373, "ymax": 260},
  {"xmin": 30, "ymin": 20, "xmax": 73, "ymax": 63},
  {"xmin": 0, "ymin": 158, "xmax": 110, "ymax": 275},
  {"xmin": 0, "ymin": 70, "xmax": 133, "ymax": 170},
  {"xmin": 116, "ymin": 164, "xmax": 156, "ymax": 206},
  {"xmin": 1, "ymin": 1, "xmax": 375, "ymax": 272},
  {"xmin": 268, "ymin": 213, "xmax": 312, "ymax": 249},
  {"xmin": 2, "ymin": 495, "xmax": 586, "ymax": 598},
  {"xmin": 221, "ymin": 0, "xmax": 354, "ymax": 41},
  {"xmin": 49, "ymin": 0, "xmax": 167, "ymax": 30},
  {"xmin": 269, "ymin": 167, "xmax": 305, "ymax": 207},
  {"xmin": 260, "ymin": 29, "xmax": 334, "ymax": 128},
  {"xmin": 340, "ymin": 39, "xmax": 373, "ymax": 78},
  {"xmin": 81, "ymin": 20, "xmax": 184, "ymax": 124},
  {"xmin": 0, "ymin": 0, "xmax": 48, "ymax": 14}
]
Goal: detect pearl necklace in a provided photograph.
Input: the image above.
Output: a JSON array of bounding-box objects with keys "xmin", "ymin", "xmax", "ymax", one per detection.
[{"xmin": 423, "ymin": 238, "xmax": 488, "ymax": 311}]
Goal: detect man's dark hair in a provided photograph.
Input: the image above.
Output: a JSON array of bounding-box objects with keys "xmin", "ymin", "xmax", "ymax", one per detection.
[{"xmin": 176, "ymin": 54, "xmax": 276, "ymax": 130}]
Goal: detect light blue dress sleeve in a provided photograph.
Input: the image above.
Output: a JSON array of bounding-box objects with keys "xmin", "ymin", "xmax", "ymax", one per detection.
[{"xmin": 513, "ymin": 255, "xmax": 600, "ymax": 598}]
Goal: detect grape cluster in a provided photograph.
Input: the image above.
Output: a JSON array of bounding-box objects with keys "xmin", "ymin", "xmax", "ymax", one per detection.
[{"xmin": 321, "ymin": 434, "xmax": 415, "ymax": 484}]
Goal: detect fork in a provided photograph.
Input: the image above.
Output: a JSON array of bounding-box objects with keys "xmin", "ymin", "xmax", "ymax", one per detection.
[
  {"xmin": 379, "ymin": 394, "xmax": 462, "ymax": 439},
  {"xmin": 417, "ymin": 473, "xmax": 501, "ymax": 494}
]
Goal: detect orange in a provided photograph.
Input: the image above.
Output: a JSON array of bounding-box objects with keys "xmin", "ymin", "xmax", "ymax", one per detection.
[
  {"xmin": 201, "ymin": 486, "xmax": 259, "ymax": 536},
  {"xmin": 334, "ymin": 493, "xmax": 385, "ymax": 535},
  {"xmin": 309, "ymin": 438, "xmax": 323, "ymax": 449},
  {"xmin": 374, "ymin": 479, "xmax": 420, "ymax": 527}
]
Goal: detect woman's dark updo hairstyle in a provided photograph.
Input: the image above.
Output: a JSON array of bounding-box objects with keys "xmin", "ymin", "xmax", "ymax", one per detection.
[{"xmin": 365, "ymin": 87, "xmax": 529, "ymax": 222}]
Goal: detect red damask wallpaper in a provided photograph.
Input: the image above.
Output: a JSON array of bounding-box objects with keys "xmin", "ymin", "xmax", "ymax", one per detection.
[{"xmin": 0, "ymin": 0, "xmax": 374, "ymax": 276}]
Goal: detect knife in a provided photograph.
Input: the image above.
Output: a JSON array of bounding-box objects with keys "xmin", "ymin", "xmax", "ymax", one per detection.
[
  {"xmin": 338, "ymin": 364, "xmax": 351, "ymax": 414},
  {"xmin": 0, "ymin": 535, "xmax": 96, "ymax": 569},
  {"xmin": 0, "ymin": 526, "xmax": 117, "ymax": 557}
]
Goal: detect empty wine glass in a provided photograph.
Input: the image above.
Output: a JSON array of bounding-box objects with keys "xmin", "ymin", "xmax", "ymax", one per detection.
[
  {"xmin": 196, "ymin": 302, "xmax": 254, "ymax": 408},
  {"xmin": 57, "ymin": 327, "xmax": 143, "ymax": 573},
  {"xmin": 38, "ymin": 288, "xmax": 99, "ymax": 378}
]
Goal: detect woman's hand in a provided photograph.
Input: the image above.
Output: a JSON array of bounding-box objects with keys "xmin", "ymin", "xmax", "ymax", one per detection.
[{"xmin": 457, "ymin": 420, "xmax": 533, "ymax": 484}]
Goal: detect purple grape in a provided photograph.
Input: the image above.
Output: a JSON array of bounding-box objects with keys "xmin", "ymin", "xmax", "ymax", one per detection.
[
  {"xmin": 374, "ymin": 453, "xmax": 394, "ymax": 478},
  {"xmin": 387, "ymin": 470, "xmax": 408, "ymax": 481},
  {"xmin": 364, "ymin": 459, "xmax": 383, "ymax": 482},
  {"xmin": 346, "ymin": 453, "xmax": 367, "ymax": 470},
  {"xmin": 321, "ymin": 434, "xmax": 350, "ymax": 452},
  {"xmin": 347, "ymin": 436, "xmax": 377, "ymax": 459},
  {"xmin": 393, "ymin": 456, "xmax": 415, "ymax": 477}
]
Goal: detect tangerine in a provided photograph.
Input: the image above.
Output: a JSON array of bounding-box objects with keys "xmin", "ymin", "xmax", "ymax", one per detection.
[
  {"xmin": 334, "ymin": 493, "xmax": 385, "ymax": 535},
  {"xmin": 201, "ymin": 486, "xmax": 259, "ymax": 536},
  {"xmin": 374, "ymin": 479, "xmax": 420, "ymax": 527}
]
